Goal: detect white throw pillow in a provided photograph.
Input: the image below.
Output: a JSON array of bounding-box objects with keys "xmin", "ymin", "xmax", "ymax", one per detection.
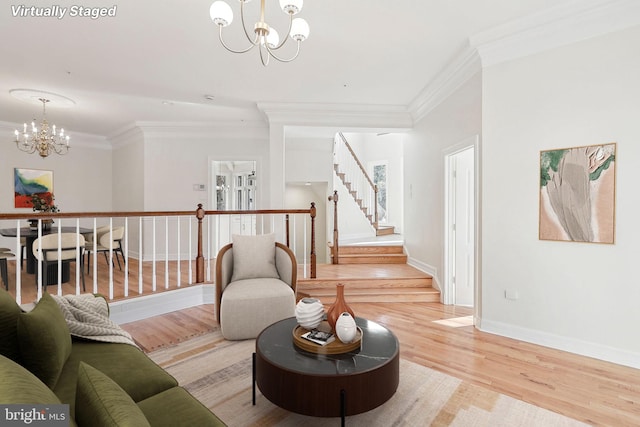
[{"xmin": 231, "ymin": 234, "xmax": 280, "ymax": 282}]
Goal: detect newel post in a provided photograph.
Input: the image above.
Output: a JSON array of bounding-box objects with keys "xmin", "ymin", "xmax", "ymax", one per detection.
[
  {"xmin": 285, "ymin": 214, "xmax": 290, "ymax": 247},
  {"xmin": 195, "ymin": 204, "xmax": 205, "ymax": 283},
  {"xmin": 328, "ymin": 190, "xmax": 339, "ymax": 264},
  {"xmin": 310, "ymin": 202, "xmax": 316, "ymax": 279}
]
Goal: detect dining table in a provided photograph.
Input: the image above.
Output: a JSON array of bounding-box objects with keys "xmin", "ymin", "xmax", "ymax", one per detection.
[{"xmin": 0, "ymin": 226, "xmax": 92, "ymax": 285}]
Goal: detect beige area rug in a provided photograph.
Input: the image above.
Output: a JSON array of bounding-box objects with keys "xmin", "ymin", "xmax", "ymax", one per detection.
[{"xmin": 148, "ymin": 330, "xmax": 589, "ymax": 427}]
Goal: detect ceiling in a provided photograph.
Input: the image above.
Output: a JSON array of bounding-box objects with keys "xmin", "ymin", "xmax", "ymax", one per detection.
[{"xmin": 0, "ymin": 0, "xmax": 562, "ymax": 138}]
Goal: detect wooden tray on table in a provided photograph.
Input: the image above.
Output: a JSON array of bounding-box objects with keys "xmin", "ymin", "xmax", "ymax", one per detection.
[{"xmin": 292, "ymin": 321, "xmax": 362, "ymax": 355}]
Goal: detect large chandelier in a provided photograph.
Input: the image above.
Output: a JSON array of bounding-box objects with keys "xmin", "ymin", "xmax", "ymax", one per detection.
[
  {"xmin": 14, "ymin": 98, "xmax": 70, "ymax": 158},
  {"xmin": 210, "ymin": 0, "xmax": 310, "ymax": 66}
]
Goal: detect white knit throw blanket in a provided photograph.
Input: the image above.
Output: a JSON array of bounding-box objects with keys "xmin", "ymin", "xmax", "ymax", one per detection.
[{"xmin": 52, "ymin": 294, "xmax": 138, "ymax": 348}]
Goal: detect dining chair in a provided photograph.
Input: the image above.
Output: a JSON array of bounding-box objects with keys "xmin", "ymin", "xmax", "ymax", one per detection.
[
  {"xmin": 32, "ymin": 233, "xmax": 85, "ymax": 291},
  {"xmin": 1, "ymin": 237, "xmax": 26, "ymax": 269},
  {"xmin": 85, "ymin": 226, "xmax": 125, "ymax": 273},
  {"xmin": 0, "ymin": 252, "xmax": 15, "ymax": 291}
]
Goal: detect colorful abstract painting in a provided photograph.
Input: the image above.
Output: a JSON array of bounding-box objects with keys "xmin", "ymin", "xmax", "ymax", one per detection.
[
  {"xmin": 539, "ymin": 143, "xmax": 616, "ymax": 243},
  {"xmin": 14, "ymin": 168, "xmax": 54, "ymax": 208}
]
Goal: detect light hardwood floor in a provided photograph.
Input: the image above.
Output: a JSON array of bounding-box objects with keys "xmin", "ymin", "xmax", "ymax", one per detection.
[
  {"xmin": 5, "ymin": 255, "xmax": 639, "ymax": 425},
  {"xmin": 121, "ymin": 302, "xmax": 640, "ymax": 426}
]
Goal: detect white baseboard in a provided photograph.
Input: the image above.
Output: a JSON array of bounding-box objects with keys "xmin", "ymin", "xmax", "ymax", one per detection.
[
  {"xmin": 407, "ymin": 257, "xmax": 441, "ymax": 294},
  {"xmin": 109, "ymin": 284, "xmax": 215, "ymax": 324},
  {"xmin": 479, "ymin": 318, "xmax": 640, "ymax": 370}
]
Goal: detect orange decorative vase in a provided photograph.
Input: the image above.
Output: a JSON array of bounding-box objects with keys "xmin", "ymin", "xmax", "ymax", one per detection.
[{"xmin": 326, "ymin": 283, "xmax": 355, "ymax": 331}]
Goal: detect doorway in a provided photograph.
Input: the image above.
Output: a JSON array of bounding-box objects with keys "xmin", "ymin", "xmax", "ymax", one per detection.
[
  {"xmin": 211, "ymin": 160, "xmax": 258, "ymax": 237},
  {"xmin": 444, "ymin": 139, "xmax": 477, "ymax": 307}
]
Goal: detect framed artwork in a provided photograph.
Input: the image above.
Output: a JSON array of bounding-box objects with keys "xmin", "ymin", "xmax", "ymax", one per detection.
[
  {"xmin": 14, "ymin": 168, "xmax": 54, "ymax": 208},
  {"xmin": 539, "ymin": 143, "xmax": 616, "ymax": 243}
]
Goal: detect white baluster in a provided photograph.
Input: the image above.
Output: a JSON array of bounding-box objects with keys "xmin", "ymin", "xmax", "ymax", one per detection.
[
  {"xmin": 176, "ymin": 216, "xmax": 181, "ymax": 288},
  {"xmin": 165, "ymin": 216, "xmax": 169, "ymax": 289},
  {"xmin": 138, "ymin": 217, "xmax": 143, "ymax": 295},
  {"xmin": 124, "ymin": 217, "xmax": 129, "ymax": 297},
  {"xmin": 152, "ymin": 217, "xmax": 157, "ymax": 292}
]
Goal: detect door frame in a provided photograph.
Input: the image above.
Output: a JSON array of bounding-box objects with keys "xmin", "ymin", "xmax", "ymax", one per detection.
[{"xmin": 443, "ymin": 135, "xmax": 481, "ymax": 322}]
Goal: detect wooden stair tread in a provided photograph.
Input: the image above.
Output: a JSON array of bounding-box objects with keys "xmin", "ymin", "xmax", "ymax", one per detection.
[
  {"xmin": 297, "ymin": 261, "xmax": 439, "ymax": 303},
  {"xmin": 336, "ymin": 244, "xmax": 406, "ymax": 264},
  {"xmin": 300, "ymin": 287, "xmax": 438, "ymax": 296},
  {"xmin": 299, "ymin": 263, "xmax": 430, "ymax": 279},
  {"xmin": 376, "ymin": 226, "xmax": 395, "ymax": 236},
  {"xmin": 338, "ymin": 256, "xmax": 407, "ymax": 264},
  {"xmin": 339, "ymin": 245, "xmax": 404, "ymax": 254}
]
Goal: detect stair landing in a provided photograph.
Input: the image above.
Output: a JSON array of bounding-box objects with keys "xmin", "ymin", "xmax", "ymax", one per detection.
[{"xmin": 297, "ymin": 263, "xmax": 440, "ymax": 304}]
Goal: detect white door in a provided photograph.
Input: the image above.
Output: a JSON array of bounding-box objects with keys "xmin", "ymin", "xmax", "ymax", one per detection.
[{"xmin": 450, "ymin": 147, "xmax": 475, "ymax": 306}]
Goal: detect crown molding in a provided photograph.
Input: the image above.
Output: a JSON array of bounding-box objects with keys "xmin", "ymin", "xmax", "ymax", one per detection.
[
  {"xmin": 108, "ymin": 120, "xmax": 268, "ymax": 146},
  {"xmin": 470, "ymin": 0, "xmax": 640, "ymax": 67},
  {"xmin": 408, "ymin": 47, "xmax": 481, "ymax": 123},
  {"xmin": 407, "ymin": 0, "xmax": 640, "ymax": 123},
  {"xmin": 257, "ymin": 102, "xmax": 413, "ymax": 130}
]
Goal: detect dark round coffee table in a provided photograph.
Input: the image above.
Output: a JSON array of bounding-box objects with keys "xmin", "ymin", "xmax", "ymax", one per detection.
[{"xmin": 253, "ymin": 317, "xmax": 399, "ymax": 423}]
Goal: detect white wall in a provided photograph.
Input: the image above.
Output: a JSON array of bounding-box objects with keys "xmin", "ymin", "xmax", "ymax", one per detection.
[
  {"xmin": 403, "ymin": 72, "xmax": 482, "ymax": 284},
  {"xmin": 284, "ymin": 183, "xmax": 328, "ymax": 264},
  {"xmin": 285, "ymin": 137, "xmax": 333, "ymax": 185},
  {"xmin": 111, "ymin": 128, "xmax": 144, "ymax": 212},
  {"xmin": 285, "ymin": 137, "xmax": 333, "ymax": 262},
  {"xmin": 135, "ymin": 124, "xmax": 270, "ymax": 259},
  {"xmin": 140, "ymin": 125, "xmax": 269, "ymax": 211},
  {"xmin": 480, "ymin": 26, "xmax": 640, "ymax": 367}
]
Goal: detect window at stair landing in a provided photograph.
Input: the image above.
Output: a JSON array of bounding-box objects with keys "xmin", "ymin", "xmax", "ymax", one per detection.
[{"xmin": 372, "ymin": 162, "xmax": 388, "ymax": 223}]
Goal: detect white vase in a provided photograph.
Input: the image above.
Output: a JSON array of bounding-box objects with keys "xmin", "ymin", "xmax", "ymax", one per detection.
[
  {"xmin": 335, "ymin": 312, "xmax": 357, "ymax": 343},
  {"xmin": 295, "ymin": 298, "xmax": 324, "ymax": 330}
]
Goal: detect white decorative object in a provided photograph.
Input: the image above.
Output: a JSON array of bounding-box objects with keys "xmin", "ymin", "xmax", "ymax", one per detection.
[
  {"xmin": 295, "ymin": 298, "xmax": 324, "ymax": 330},
  {"xmin": 335, "ymin": 312, "xmax": 357, "ymax": 343}
]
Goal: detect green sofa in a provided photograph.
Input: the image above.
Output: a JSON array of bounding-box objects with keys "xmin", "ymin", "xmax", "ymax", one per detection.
[{"xmin": 0, "ymin": 288, "xmax": 225, "ymax": 426}]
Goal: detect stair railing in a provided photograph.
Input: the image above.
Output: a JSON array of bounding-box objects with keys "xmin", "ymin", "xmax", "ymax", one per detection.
[
  {"xmin": 334, "ymin": 133, "xmax": 378, "ymax": 229},
  {"xmin": 0, "ymin": 204, "xmax": 316, "ymax": 305}
]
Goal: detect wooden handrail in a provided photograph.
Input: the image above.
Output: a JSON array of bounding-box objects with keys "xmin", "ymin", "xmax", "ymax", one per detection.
[
  {"xmin": 339, "ymin": 132, "xmax": 376, "ymax": 189},
  {"xmin": 2, "ymin": 204, "xmax": 318, "ymax": 284},
  {"xmin": 0, "ymin": 208, "xmax": 315, "ymax": 221},
  {"xmin": 337, "ymin": 132, "xmax": 379, "ymax": 228}
]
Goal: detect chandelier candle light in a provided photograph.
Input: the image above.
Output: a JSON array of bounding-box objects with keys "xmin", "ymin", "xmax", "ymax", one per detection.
[
  {"xmin": 210, "ymin": 0, "xmax": 310, "ymax": 66},
  {"xmin": 14, "ymin": 98, "xmax": 70, "ymax": 158}
]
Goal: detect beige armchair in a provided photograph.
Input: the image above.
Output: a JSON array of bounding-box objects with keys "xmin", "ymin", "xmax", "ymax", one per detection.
[
  {"xmin": 32, "ymin": 233, "xmax": 85, "ymax": 290},
  {"xmin": 215, "ymin": 234, "xmax": 297, "ymax": 340}
]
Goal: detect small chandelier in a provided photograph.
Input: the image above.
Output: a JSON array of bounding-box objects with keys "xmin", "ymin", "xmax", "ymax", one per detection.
[
  {"xmin": 14, "ymin": 98, "xmax": 70, "ymax": 158},
  {"xmin": 210, "ymin": 0, "xmax": 310, "ymax": 66}
]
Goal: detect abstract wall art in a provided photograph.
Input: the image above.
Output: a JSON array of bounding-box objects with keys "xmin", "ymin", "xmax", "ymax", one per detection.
[
  {"xmin": 539, "ymin": 143, "xmax": 616, "ymax": 243},
  {"xmin": 14, "ymin": 168, "xmax": 54, "ymax": 208}
]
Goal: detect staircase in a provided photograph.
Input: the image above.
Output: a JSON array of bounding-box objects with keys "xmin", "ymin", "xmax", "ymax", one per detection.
[
  {"xmin": 298, "ymin": 244, "xmax": 440, "ymax": 304},
  {"xmin": 333, "ymin": 133, "xmax": 395, "ymax": 236},
  {"xmin": 319, "ymin": 134, "xmax": 436, "ymax": 302}
]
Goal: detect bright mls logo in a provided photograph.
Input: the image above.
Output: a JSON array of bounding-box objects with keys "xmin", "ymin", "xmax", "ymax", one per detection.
[
  {"xmin": 10, "ymin": 5, "xmax": 118, "ymax": 19},
  {"xmin": 1, "ymin": 405, "xmax": 69, "ymax": 426}
]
